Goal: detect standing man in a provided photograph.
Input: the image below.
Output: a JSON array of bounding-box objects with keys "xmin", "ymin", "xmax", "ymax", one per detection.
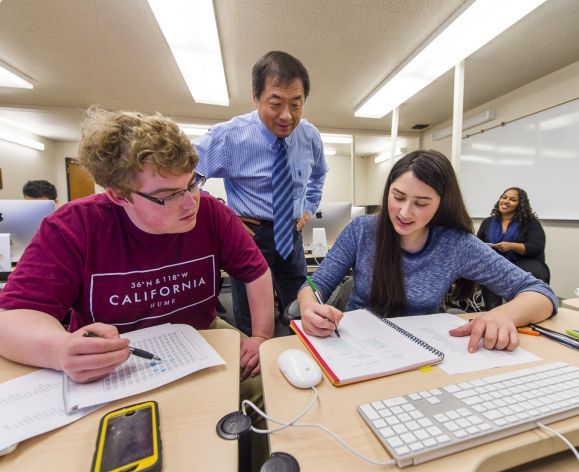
[{"xmin": 196, "ymin": 51, "xmax": 328, "ymax": 336}]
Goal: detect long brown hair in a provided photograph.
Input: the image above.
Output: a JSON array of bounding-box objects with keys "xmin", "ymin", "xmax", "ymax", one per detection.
[{"xmin": 369, "ymin": 150, "xmax": 474, "ymax": 317}]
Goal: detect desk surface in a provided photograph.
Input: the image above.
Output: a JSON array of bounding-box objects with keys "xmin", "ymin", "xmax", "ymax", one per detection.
[
  {"xmin": 561, "ymin": 298, "xmax": 579, "ymax": 311},
  {"xmin": 260, "ymin": 309, "xmax": 579, "ymax": 472},
  {"xmin": 0, "ymin": 329, "xmax": 240, "ymax": 472}
]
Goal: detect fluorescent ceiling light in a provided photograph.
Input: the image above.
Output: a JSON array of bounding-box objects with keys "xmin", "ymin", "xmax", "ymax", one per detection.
[
  {"xmin": 0, "ymin": 64, "xmax": 33, "ymax": 89},
  {"xmin": 320, "ymin": 133, "xmax": 352, "ymax": 144},
  {"xmin": 178, "ymin": 123, "xmax": 211, "ymax": 136},
  {"xmin": 148, "ymin": 0, "xmax": 229, "ymax": 106},
  {"xmin": 0, "ymin": 130, "xmax": 44, "ymax": 150},
  {"xmin": 324, "ymin": 148, "xmax": 336, "ymax": 156},
  {"xmin": 432, "ymin": 109, "xmax": 495, "ymax": 140},
  {"xmin": 355, "ymin": 0, "xmax": 547, "ymax": 118}
]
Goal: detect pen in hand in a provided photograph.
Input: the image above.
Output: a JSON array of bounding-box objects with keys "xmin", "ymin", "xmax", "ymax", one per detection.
[
  {"xmin": 306, "ymin": 275, "xmax": 340, "ymax": 338},
  {"xmin": 83, "ymin": 332, "xmax": 162, "ymax": 361}
]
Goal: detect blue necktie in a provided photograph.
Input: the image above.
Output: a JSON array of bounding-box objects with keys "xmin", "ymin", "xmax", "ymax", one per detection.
[{"xmin": 272, "ymin": 138, "xmax": 293, "ymax": 259}]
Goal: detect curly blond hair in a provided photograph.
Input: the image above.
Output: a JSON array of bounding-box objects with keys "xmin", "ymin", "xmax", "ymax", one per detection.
[{"xmin": 78, "ymin": 105, "xmax": 198, "ymax": 198}]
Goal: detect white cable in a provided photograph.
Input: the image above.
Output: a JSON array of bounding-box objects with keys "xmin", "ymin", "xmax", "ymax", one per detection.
[
  {"xmin": 284, "ymin": 421, "xmax": 395, "ymax": 466},
  {"xmin": 241, "ymin": 386, "xmax": 319, "ymax": 434},
  {"xmin": 242, "ymin": 387, "xmax": 395, "ymax": 467},
  {"xmin": 536, "ymin": 422, "xmax": 579, "ymax": 461}
]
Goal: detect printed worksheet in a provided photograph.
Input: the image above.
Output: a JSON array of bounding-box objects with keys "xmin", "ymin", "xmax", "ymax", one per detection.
[
  {"xmin": 391, "ymin": 313, "xmax": 541, "ymax": 374},
  {"xmin": 64, "ymin": 323, "xmax": 225, "ymax": 412},
  {"xmin": 0, "ymin": 369, "xmax": 100, "ymax": 451}
]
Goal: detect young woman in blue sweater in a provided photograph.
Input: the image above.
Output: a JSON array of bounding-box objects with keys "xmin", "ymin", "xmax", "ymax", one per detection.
[{"xmin": 298, "ymin": 150, "xmax": 556, "ymax": 353}]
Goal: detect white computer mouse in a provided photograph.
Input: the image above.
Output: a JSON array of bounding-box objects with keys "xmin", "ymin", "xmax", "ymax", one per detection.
[{"xmin": 278, "ymin": 349, "xmax": 322, "ymax": 389}]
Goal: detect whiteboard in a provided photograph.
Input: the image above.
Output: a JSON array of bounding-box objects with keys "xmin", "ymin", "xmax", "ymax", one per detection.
[{"xmin": 460, "ymin": 99, "xmax": 579, "ymax": 220}]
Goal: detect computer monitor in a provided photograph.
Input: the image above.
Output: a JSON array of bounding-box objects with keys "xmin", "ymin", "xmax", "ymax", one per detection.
[
  {"xmin": 351, "ymin": 206, "xmax": 366, "ymax": 219},
  {"xmin": 302, "ymin": 202, "xmax": 352, "ymax": 249},
  {"xmin": 0, "ymin": 199, "xmax": 56, "ymax": 262}
]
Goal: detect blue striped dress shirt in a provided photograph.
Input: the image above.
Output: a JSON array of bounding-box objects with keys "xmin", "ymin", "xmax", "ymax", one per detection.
[{"xmin": 195, "ymin": 111, "xmax": 328, "ymax": 220}]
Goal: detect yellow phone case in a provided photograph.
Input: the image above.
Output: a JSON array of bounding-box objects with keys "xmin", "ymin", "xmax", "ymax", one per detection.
[{"xmin": 91, "ymin": 401, "xmax": 162, "ymax": 472}]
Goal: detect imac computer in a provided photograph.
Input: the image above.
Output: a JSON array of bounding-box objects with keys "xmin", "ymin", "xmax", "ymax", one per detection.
[
  {"xmin": 302, "ymin": 202, "xmax": 352, "ymax": 254},
  {"xmin": 0, "ymin": 199, "xmax": 56, "ymax": 262},
  {"xmin": 351, "ymin": 206, "xmax": 366, "ymax": 219}
]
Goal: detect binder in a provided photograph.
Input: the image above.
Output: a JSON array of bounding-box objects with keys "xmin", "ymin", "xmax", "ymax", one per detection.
[{"xmin": 290, "ymin": 309, "xmax": 444, "ymax": 386}]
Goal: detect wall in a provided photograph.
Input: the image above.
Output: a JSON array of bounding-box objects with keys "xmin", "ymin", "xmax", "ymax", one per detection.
[
  {"xmin": 203, "ymin": 152, "xmax": 354, "ymax": 205},
  {"xmin": 52, "ymin": 141, "xmax": 80, "ymax": 202},
  {"xmin": 355, "ymin": 156, "xmax": 390, "ymax": 205},
  {"xmin": 423, "ymin": 60, "xmax": 579, "ymax": 298},
  {"xmin": 353, "ymin": 135, "xmax": 421, "ymax": 206},
  {"xmin": 0, "ymin": 122, "xmax": 58, "ymax": 200},
  {"xmin": 320, "ymin": 153, "xmax": 351, "ymax": 202}
]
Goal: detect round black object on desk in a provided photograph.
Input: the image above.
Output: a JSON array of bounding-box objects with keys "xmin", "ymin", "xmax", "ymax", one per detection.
[
  {"xmin": 260, "ymin": 452, "xmax": 300, "ymax": 472},
  {"xmin": 216, "ymin": 411, "xmax": 252, "ymax": 440}
]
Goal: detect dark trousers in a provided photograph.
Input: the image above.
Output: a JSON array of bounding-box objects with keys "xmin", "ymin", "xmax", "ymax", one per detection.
[
  {"xmin": 231, "ymin": 222, "xmax": 306, "ymax": 336},
  {"xmin": 482, "ymin": 259, "xmax": 551, "ymax": 310}
]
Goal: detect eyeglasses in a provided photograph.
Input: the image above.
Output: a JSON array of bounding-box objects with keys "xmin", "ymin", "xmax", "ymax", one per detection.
[{"xmin": 134, "ymin": 173, "xmax": 206, "ymax": 206}]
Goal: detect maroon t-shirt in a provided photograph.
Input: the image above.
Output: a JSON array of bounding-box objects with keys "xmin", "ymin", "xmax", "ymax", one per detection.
[{"xmin": 0, "ymin": 193, "xmax": 267, "ymax": 333}]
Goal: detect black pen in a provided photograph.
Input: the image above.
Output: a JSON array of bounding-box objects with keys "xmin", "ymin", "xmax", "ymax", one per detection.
[
  {"xmin": 529, "ymin": 324, "xmax": 579, "ymax": 350},
  {"xmin": 306, "ymin": 275, "xmax": 340, "ymax": 337},
  {"xmin": 83, "ymin": 331, "xmax": 163, "ymax": 361}
]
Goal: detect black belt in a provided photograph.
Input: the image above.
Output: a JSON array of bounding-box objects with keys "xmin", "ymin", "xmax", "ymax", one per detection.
[{"xmin": 239, "ymin": 217, "xmax": 273, "ymax": 227}]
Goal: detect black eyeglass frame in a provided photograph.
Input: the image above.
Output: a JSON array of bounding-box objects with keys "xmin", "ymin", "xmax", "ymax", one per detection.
[{"xmin": 134, "ymin": 173, "xmax": 206, "ymax": 206}]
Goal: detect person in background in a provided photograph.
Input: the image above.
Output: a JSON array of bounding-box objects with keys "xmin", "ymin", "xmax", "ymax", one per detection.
[
  {"xmin": 477, "ymin": 187, "xmax": 550, "ymax": 310},
  {"xmin": 196, "ymin": 51, "xmax": 328, "ymax": 336},
  {"xmin": 0, "ymin": 106, "xmax": 274, "ymax": 386},
  {"xmin": 298, "ymin": 150, "xmax": 556, "ymax": 353},
  {"xmin": 22, "ymin": 179, "xmax": 58, "ymax": 202}
]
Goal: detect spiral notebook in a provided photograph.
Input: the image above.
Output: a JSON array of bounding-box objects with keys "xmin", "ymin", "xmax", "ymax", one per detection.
[{"xmin": 290, "ymin": 309, "xmax": 444, "ymax": 386}]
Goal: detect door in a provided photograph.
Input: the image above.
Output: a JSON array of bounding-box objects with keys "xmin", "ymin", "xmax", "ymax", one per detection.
[{"xmin": 66, "ymin": 158, "xmax": 95, "ymax": 201}]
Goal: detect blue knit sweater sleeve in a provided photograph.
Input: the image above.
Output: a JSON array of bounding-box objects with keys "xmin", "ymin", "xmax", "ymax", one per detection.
[
  {"xmin": 307, "ymin": 215, "xmax": 375, "ymax": 303},
  {"xmin": 305, "ymin": 220, "xmax": 557, "ymax": 316}
]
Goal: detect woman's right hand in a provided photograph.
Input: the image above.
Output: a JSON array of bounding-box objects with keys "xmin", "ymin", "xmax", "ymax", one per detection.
[
  {"xmin": 301, "ymin": 302, "xmax": 344, "ymax": 337},
  {"xmin": 57, "ymin": 322, "xmax": 131, "ymax": 383}
]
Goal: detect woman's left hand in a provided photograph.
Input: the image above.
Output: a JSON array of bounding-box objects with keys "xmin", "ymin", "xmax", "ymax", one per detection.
[{"xmin": 448, "ymin": 312, "xmax": 519, "ymax": 353}]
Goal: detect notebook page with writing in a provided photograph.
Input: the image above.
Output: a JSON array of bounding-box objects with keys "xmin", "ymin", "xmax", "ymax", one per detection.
[
  {"xmin": 291, "ymin": 309, "xmax": 443, "ymax": 386},
  {"xmin": 63, "ymin": 323, "xmax": 224, "ymax": 412},
  {"xmin": 389, "ymin": 313, "xmax": 541, "ymax": 374}
]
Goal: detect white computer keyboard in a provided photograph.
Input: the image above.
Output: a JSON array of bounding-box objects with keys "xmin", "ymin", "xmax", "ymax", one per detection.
[{"xmin": 358, "ymin": 361, "xmax": 579, "ymax": 468}]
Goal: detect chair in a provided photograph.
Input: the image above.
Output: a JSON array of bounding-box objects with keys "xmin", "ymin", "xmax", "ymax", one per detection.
[{"xmin": 282, "ymin": 275, "xmax": 353, "ymax": 324}]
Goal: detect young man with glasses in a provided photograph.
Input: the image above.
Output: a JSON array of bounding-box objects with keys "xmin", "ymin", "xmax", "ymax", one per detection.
[{"xmin": 0, "ymin": 106, "xmax": 274, "ymax": 385}]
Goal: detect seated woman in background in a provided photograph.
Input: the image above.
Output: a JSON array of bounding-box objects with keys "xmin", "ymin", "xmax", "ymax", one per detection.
[
  {"xmin": 477, "ymin": 187, "xmax": 550, "ymax": 310},
  {"xmin": 298, "ymin": 150, "xmax": 556, "ymax": 353}
]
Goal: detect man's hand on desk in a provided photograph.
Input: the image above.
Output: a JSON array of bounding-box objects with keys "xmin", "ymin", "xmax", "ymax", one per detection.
[
  {"xmin": 240, "ymin": 336, "xmax": 266, "ymax": 381},
  {"xmin": 58, "ymin": 322, "xmax": 130, "ymax": 383},
  {"xmin": 448, "ymin": 312, "xmax": 519, "ymax": 353}
]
